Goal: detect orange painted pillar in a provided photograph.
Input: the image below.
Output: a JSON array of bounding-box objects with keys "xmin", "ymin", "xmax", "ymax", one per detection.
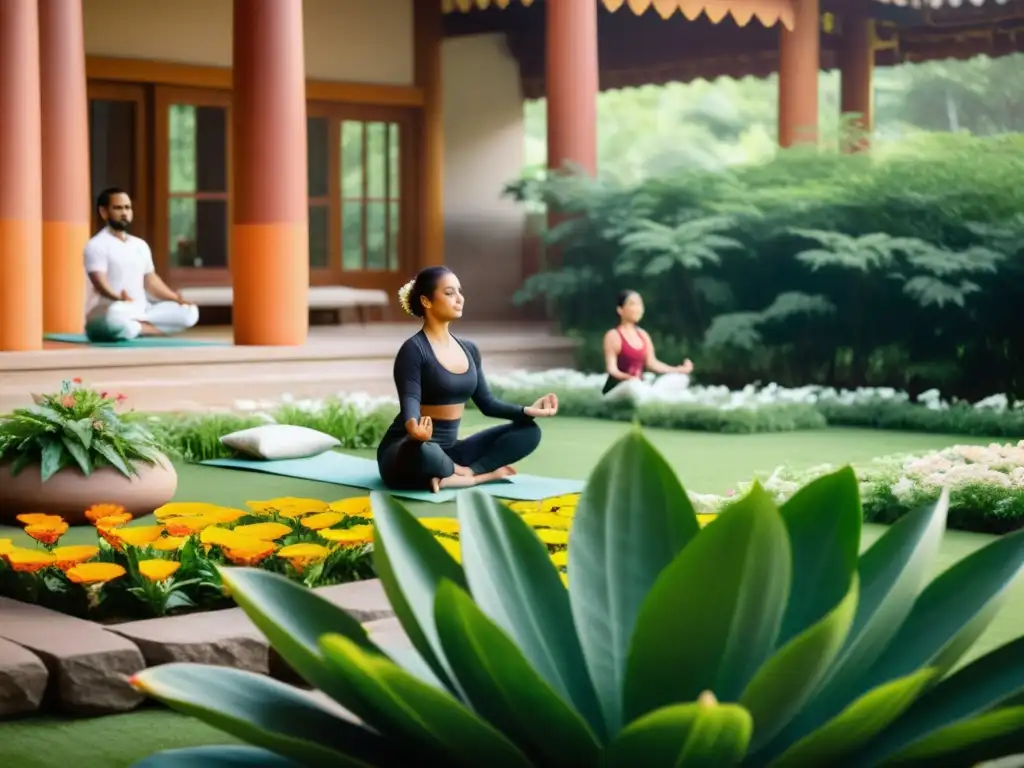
[
  {"xmin": 40, "ymin": 0, "xmax": 90, "ymax": 334},
  {"xmin": 415, "ymin": 0, "xmax": 445, "ymax": 271},
  {"xmin": 232, "ymin": 0, "xmax": 309, "ymax": 346},
  {"xmin": 0, "ymin": 0, "xmax": 44, "ymax": 351},
  {"xmin": 546, "ymin": 0, "xmax": 599, "ymax": 176},
  {"xmin": 778, "ymin": 0, "xmax": 820, "ymax": 148},
  {"xmin": 839, "ymin": 13, "xmax": 874, "ymax": 152}
]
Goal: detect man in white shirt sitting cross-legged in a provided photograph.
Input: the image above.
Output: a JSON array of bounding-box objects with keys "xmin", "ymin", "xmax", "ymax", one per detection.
[{"xmin": 84, "ymin": 187, "xmax": 200, "ymax": 342}]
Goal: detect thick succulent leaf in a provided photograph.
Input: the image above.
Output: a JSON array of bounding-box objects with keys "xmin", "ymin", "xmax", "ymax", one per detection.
[
  {"xmin": 769, "ymin": 492, "xmax": 948, "ymax": 747},
  {"xmin": 568, "ymin": 430, "xmax": 701, "ymax": 732},
  {"xmin": 132, "ymin": 745, "xmax": 302, "ymax": 767},
  {"xmin": 217, "ymin": 568, "xmax": 378, "ymax": 701},
  {"xmin": 604, "ymin": 700, "xmax": 753, "ymax": 768},
  {"xmin": 768, "ymin": 668, "xmax": 938, "ymax": 768},
  {"xmin": 433, "ymin": 579, "xmax": 601, "ymax": 765},
  {"xmin": 456, "ymin": 489, "xmax": 605, "ymax": 739},
  {"xmin": 853, "ymin": 635, "xmax": 1024, "ymax": 765},
  {"xmin": 857, "ymin": 527, "xmax": 1024, "ymax": 692},
  {"xmin": 882, "ymin": 706, "xmax": 1024, "ymax": 767},
  {"xmin": 319, "ymin": 633, "xmax": 531, "ymax": 768},
  {"xmin": 776, "ymin": 467, "xmax": 862, "ymax": 646},
  {"xmin": 130, "ymin": 663, "xmax": 391, "ymax": 767},
  {"xmin": 623, "ymin": 483, "xmax": 791, "ymax": 721},
  {"xmin": 370, "ymin": 491, "xmax": 467, "ymax": 693},
  {"xmin": 740, "ymin": 574, "xmax": 859, "ymax": 752}
]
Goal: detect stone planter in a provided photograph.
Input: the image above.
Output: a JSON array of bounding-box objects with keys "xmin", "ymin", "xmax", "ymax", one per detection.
[{"xmin": 0, "ymin": 453, "xmax": 178, "ymax": 526}]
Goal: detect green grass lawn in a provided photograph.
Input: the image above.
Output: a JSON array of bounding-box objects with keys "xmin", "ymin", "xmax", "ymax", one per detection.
[{"xmin": 0, "ymin": 418, "xmax": 1019, "ymax": 767}]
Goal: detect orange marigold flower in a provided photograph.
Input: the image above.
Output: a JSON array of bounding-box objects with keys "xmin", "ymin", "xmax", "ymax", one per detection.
[
  {"xmin": 95, "ymin": 513, "xmax": 132, "ymax": 529},
  {"xmin": 327, "ymin": 497, "xmax": 373, "ymax": 518},
  {"xmin": 4, "ymin": 548, "xmax": 57, "ymax": 572},
  {"xmin": 299, "ymin": 512, "xmax": 344, "ymax": 531},
  {"xmin": 16, "ymin": 513, "xmax": 64, "ymax": 526},
  {"xmin": 85, "ymin": 503, "xmax": 127, "ymax": 523},
  {"xmin": 223, "ymin": 541, "xmax": 276, "ymax": 566},
  {"xmin": 277, "ymin": 543, "xmax": 329, "ymax": 572},
  {"xmin": 245, "ymin": 497, "xmax": 328, "ymax": 517},
  {"xmin": 151, "ymin": 536, "xmax": 187, "ymax": 552},
  {"xmin": 51, "ymin": 545, "xmax": 100, "ymax": 569},
  {"xmin": 60, "ymin": 395, "xmax": 75, "ymax": 408},
  {"xmin": 138, "ymin": 559, "xmax": 180, "ymax": 582},
  {"xmin": 0, "ymin": 538, "xmax": 12, "ymax": 556},
  {"xmin": 111, "ymin": 525, "xmax": 165, "ymax": 548},
  {"xmin": 67, "ymin": 562, "xmax": 126, "ymax": 584},
  {"xmin": 319, "ymin": 525, "xmax": 374, "ymax": 547},
  {"xmin": 232, "ymin": 522, "xmax": 292, "ymax": 541},
  {"xmin": 163, "ymin": 516, "xmax": 216, "ymax": 536},
  {"xmin": 25, "ymin": 521, "xmax": 68, "ymax": 546}
]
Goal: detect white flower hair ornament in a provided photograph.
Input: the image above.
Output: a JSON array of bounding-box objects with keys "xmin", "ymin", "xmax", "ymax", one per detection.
[{"xmin": 397, "ymin": 279, "xmax": 416, "ymax": 317}]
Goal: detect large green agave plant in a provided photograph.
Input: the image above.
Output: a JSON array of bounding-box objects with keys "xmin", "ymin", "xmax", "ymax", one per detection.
[{"xmin": 131, "ymin": 431, "xmax": 1024, "ymax": 767}]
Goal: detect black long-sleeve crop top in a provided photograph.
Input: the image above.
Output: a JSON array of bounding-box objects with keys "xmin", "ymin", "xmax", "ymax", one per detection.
[{"xmin": 393, "ymin": 331, "xmax": 528, "ymax": 424}]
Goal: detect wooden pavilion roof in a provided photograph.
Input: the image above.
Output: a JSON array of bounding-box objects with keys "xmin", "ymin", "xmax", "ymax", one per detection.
[{"xmin": 441, "ymin": 0, "xmax": 1024, "ymax": 97}]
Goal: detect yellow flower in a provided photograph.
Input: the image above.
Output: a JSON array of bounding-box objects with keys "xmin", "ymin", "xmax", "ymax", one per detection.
[
  {"xmin": 208, "ymin": 508, "xmax": 247, "ymax": 524},
  {"xmin": 163, "ymin": 516, "xmax": 217, "ymax": 536},
  {"xmin": 138, "ymin": 559, "xmax": 180, "ymax": 582},
  {"xmin": 245, "ymin": 497, "xmax": 328, "ymax": 516},
  {"xmin": 542, "ymin": 494, "xmax": 580, "ymax": 514},
  {"xmin": 153, "ymin": 502, "xmax": 224, "ymax": 520},
  {"xmin": 67, "ymin": 562, "xmax": 126, "ymax": 584},
  {"xmin": 521, "ymin": 513, "xmax": 571, "ymax": 530},
  {"xmin": 201, "ymin": 525, "xmax": 254, "ymax": 549},
  {"xmin": 697, "ymin": 513, "xmax": 718, "ymax": 528},
  {"xmin": 328, "ymin": 497, "xmax": 373, "ymax": 518},
  {"xmin": 85, "ymin": 503, "xmax": 127, "ymax": 523},
  {"xmin": 95, "ymin": 513, "xmax": 132, "ymax": 529},
  {"xmin": 4, "ymin": 548, "xmax": 57, "ymax": 573},
  {"xmin": 223, "ymin": 541, "xmax": 277, "ymax": 566},
  {"xmin": 550, "ymin": 550, "xmax": 568, "ymax": 568},
  {"xmin": 0, "ymin": 539, "xmax": 11, "ymax": 555},
  {"xmin": 112, "ymin": 525, "xmax": 165, "ymax": 548},
  {"xmin": 319, "ymin": 525, "xmax": 374, "ymax": 547},
  {"xmin": 151, "ymin": 536, "xmax": 188, "ymax": 552},
  {"xmin": 277, "ymin": 543, "xmax": 330, "ymax": 572},
  {"xmin": 436, "ymin": 537, "xmax": 462, "ymax": 563},
  {"xmin": 536, "ymin": 529, "xmax": 569, "ymax": 547},
  {"xmin": 233, "ymin": 522, "xmax": 293, "ymax": 541},
  {"xmin": 51, "ymin": 545, "xmax": 100, "ymax": 569},
  {"xmin": 16, "ymin": 513, "xmax": 65, "ymax": 526},
  {"xmin": 559, "ymin": 571, "xmax": 569, "ymax": 587},
  {"xmin": 419, "ymin": 517, "xmax": 459, "ymax": 534},
  {"xmin": 507, "ymin": 500, "xmax": 540, "ymax": 515},
  {"xmin": 25, "ymin": 521, "xmax": 69, "ymax": 546},
  {"xmin": 299, "ymin": 512, "xmax": 344, "ymax": 531}
]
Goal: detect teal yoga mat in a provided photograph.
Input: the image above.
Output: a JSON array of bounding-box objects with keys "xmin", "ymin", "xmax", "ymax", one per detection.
[
  {"xmin": 46, "ymin": 333, "xmax": 226, "ymax": 348},
  {"xmin": 201, "ymin": 451, "xmax": 584, "ymax": 504}
]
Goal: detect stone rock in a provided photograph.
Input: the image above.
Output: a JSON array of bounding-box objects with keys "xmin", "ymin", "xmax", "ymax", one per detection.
[
  {"xmin": 0, "ymin": 638, "xmax": 48, "ymax": 718},
  {"xmin": 315, "ymin": 579, "xmax": 394, "ymax": 622},
  {"xmin": 109, "ymin": 607, "xmax": 269, "ymax": 674},
  {"xmin": 0, "ymin": 597, "xmax": 145, "ymax": 715}
]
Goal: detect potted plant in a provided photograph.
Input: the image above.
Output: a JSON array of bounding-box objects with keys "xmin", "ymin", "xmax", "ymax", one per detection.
[{"xmin": 0, "ymin": 379, "xmax": 178, "ymax": 525}]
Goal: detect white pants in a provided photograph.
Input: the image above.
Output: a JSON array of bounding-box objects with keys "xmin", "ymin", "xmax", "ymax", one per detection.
[
  {"xmin": 603, "ymin": 373, "xmax": 691, "ymax": 405},
  {"xmin": 85, "ymin": 300, "xmax": 200, "ymax": 341}
]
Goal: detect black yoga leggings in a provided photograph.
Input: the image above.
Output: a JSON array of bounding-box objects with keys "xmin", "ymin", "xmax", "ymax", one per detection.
[{"xmin": 377, "ymin": 420, "xmax": 542, "ymax": 491}]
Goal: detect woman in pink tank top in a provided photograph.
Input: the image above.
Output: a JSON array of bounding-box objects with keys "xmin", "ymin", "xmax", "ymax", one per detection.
[{"xmin": 602, "ymin": 290, "xmax": 694, "ymax": 394}]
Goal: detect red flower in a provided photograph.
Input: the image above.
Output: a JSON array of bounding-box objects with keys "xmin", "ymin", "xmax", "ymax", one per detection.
[
  {"xmin": 60, "ymin": 395, "xmax": 75, "ymax": 408},
  {"xmin": 100, "ymin": 391, "xmax": 108, "ymax": 398},
  {"xmin": 115, "ymin": 393, "xmax": 128, "ymax": 403},
  {"xmin": 72, "ymin": 377, "xmax": 82, "ymax": 384}
]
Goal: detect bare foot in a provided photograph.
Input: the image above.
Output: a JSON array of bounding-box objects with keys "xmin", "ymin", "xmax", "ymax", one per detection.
[
  {"xmin": 430, "ymin": 465, "xmax": 517, "ymax": 493},
  {"xmin": 453, "ymin": 463, "xmax": 473, "ymax": 477},
  {"xmin": 137, "ymin": 321, "xmax": 165, "ymax": 337}
]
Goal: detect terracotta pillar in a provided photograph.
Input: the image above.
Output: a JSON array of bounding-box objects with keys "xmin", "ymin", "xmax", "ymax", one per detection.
[
  {"xmin": 778, "ymin": 0, "xmax": 820, "ymax": 148},
  {"xmin": 232, "ymin": 0, "xmax": 309, "ymax": 346},
  {"xmin": 40, "ymin": 0, "xmax": 90, "ymax": 334},
  {"xmin": 546, "ymin": 0, "xmax": 598, "ymax": 176},
  {"xmin": 0, "ymin": 0, "xmax": 43, "ymax": 351},
  {"xmin": 839, "ymin": 13, "xmax": 874, "ymax": 152},
  {"xmin": 415, "ymin": 0, "xmax": 444, "ymax": 271}
]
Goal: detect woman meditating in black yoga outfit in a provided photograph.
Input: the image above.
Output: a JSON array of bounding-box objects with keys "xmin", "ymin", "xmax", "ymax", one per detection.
[{"xmin": 378, "ymin": 266, "xmax": 559, "ymax": 493}]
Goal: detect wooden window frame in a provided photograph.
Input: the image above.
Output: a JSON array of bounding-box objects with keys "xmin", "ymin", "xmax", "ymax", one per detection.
[
  {"xmin": 86, "ymin": 81, "xmax": 149, "ymax": 242},
  {"xmin": 153, "ymin": 85, "xmax": 233, "ymax": 286}
]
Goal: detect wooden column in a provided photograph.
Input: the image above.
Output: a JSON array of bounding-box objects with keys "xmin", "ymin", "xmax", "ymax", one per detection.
[
  {"xmin": 546, "ymin": 0, "xmax": 599, "ymax": 176},
  {"xmin": 839, "ymin": 12, "xmax": 875, "ymax": 151},
  {"xmin": 0, "ymin": 0, "xmax": 43, "ymax": 351},
  {"xmin": 415, "ymin": 0, "xmax": 444, "ymax": 271},
  {"xmin": 40, "ymin": 0, "xmax": 90, "ymax": 335},
  {"xmin": 232, "ymin": 0, "xmax": 309, "ymax": 346},
  {"xmin": 778, "ymin": 0, "xmax": 820, "ymax": 148}
]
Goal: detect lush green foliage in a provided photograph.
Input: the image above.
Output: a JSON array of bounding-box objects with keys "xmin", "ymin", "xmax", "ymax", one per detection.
[
  {"xmin": 0, "ymin": 380, "xmax": 163, "ymax": 480},
  {"xmin": 510, "ymin": 133, "xmax": 1024, "ymax": 402},
  {"xmin": 131, "ymin": 430, "xmax": 1024, "ymax": 767},
  {"xmin": 142, "ymin": 400, "xmax": 392, "ymax": 462}
]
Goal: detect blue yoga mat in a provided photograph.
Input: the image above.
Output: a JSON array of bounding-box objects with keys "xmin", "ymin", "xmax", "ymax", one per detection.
[
  {"xmin": 201, "ymin": 451, "xmax": 584, "ymax": 504},
  {"xmin": 46, "ymin": 333, "xmax": 226, "ymax": 348}
]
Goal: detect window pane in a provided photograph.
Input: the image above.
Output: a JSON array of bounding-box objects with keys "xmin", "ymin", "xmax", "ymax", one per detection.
[
  {"xmin": 389, "ymin": 200, "xmax": 400, "ymax": 271},
  {"xmin": 342, "ymin": 201, "xmax": 363, "ymax": 270},
  {"xmin": 341, "ymin": 121, "xmax": 363, "ymax": 198},
  {"xmin": 308, "ymin": 117, "xmax": 329, "ymax": 198},
  {"xmin": 169, "ymin": 104, "xmax": 227, "ymax": 194},
  {"xmin": 169, "ymin": 197, "xmax": 228, "ymax": 268},
  {"xmin": 309, "ymin": 204, "xmax": 329, "ymax": 268},
  {"xmin": 366, "ymin": 122, "xmax": 387, "ymax": 199},
  {"xmin": 89, "ymin": 99, "xmax": 136, "ymax": 201},
  {"xmin": 365, "ymin": 201, "xmax": 387, "ymax": 271},
  {"xmin": 388, "ymin": 122, "xmax": 400, "ymax": 199}
]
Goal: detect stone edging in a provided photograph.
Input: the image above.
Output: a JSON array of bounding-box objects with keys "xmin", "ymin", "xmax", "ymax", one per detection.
[{"xmin": 0, "ymin": 578, "xmax": 395, "ymax": 719}]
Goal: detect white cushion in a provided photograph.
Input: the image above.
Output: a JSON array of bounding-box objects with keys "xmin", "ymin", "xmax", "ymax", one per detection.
[
  {"xmin": 180, "ymin": 286, "xmax": 389, "ymax": 308},
  {"xmin": 220, "ymin": 424, "xmax": 341, "ymax": 460}
]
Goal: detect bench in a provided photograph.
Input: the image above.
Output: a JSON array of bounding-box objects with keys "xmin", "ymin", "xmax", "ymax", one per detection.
[{"xmin": 178, "ymin": 286, "xmax": 390, "ymax": 324}]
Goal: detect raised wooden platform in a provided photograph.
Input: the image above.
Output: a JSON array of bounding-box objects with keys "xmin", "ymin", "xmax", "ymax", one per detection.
[{"xmin": 0, "ymin": 323, "xmax": 578, "ymax": 413}]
